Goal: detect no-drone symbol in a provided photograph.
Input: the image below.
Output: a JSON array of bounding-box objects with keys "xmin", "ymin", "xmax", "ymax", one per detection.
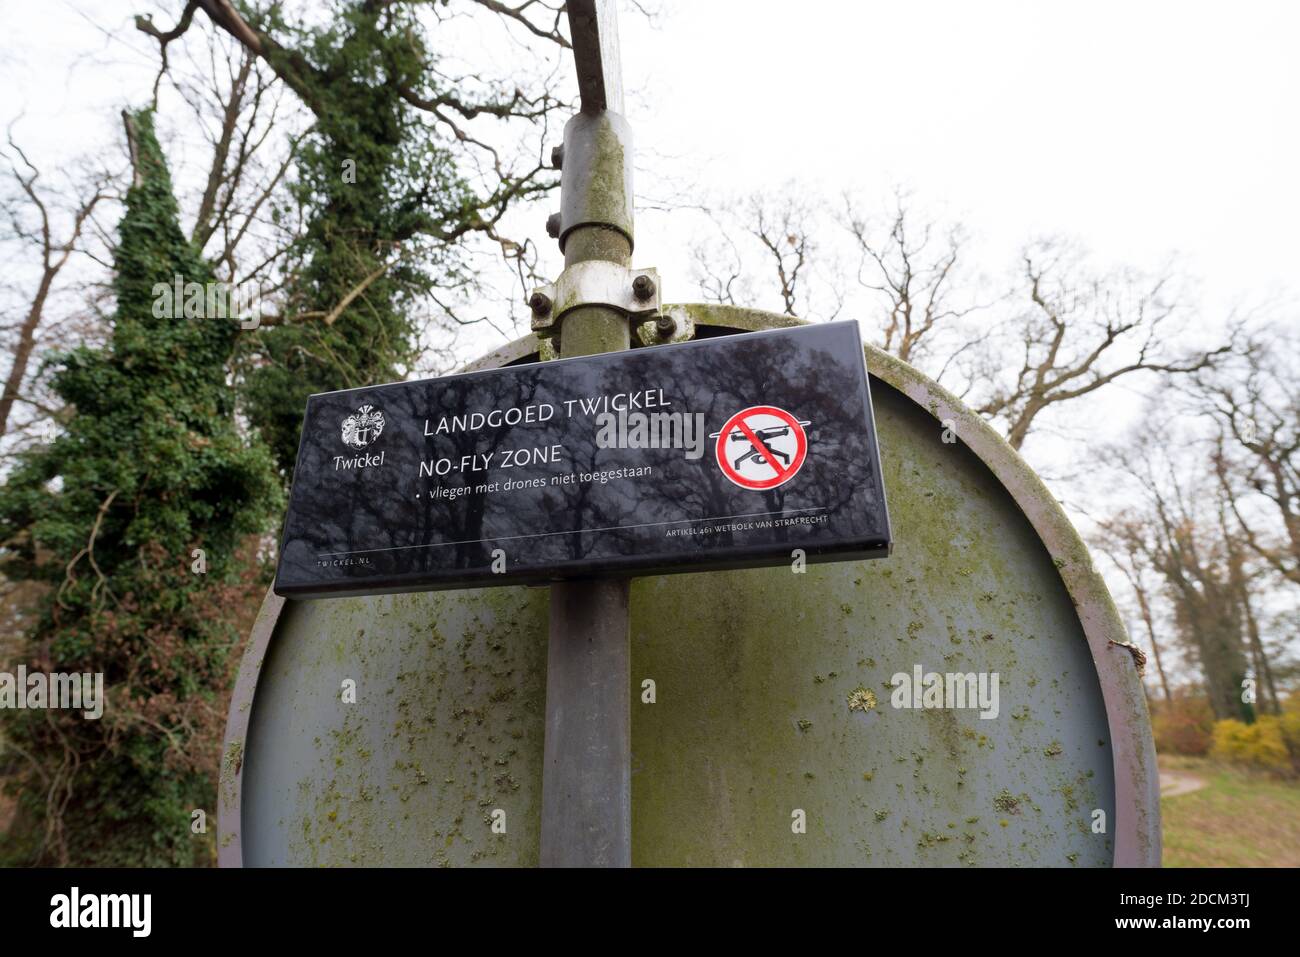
[{"xmin": 712, "ymin": 405, "xmax": 809, "ymax": 490}]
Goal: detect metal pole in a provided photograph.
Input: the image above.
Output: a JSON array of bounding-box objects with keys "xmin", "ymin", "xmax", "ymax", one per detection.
[{"xmin": 539, "ymin": 0, "xmax": 633, "ymax": 867}]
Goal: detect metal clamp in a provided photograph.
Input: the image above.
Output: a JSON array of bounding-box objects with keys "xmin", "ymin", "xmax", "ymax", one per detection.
[{"xmin": 530, "ymin": 261, "xmax": 660, "ymax": 334}]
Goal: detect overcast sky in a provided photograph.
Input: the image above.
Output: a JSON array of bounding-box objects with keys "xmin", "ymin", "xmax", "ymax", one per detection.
[
  {"xmin": 6, "ymin": 0, "xmax": 1296, "ymax": 330},
  {"xmin": 622, "ymin": 0, "xmax": 1299, "ymax": 322}
]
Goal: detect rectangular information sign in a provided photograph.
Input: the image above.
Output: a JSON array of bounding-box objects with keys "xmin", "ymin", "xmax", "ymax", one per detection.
[{"xmin": 274, "ymin": 321, "xmax": 891, "ymax": 598}]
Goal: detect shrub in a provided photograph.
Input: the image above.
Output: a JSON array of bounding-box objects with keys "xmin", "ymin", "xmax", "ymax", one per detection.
[
  {"xmin": 1152, "ymin": 692, "xmax": 1215, "ymax": 756},
  {"xmin": 1211, "ymin": 700, "xmax": 1300, "ymax": 776}
]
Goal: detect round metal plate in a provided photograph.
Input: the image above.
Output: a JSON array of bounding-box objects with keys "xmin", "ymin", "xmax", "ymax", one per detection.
[{"xmin": 219, "ymin": 305, "xmax": 1159, "ymax": 867}]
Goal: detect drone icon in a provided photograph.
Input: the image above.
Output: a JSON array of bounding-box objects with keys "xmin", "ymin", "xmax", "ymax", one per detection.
[{"xmin": 709, "ymin": 419, "xmax": 812, "ymax": 472}]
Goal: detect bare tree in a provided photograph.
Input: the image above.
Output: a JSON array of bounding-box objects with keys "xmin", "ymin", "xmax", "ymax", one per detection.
[
  {"xmin": 842, "ymin": 190, "xmax": 982, "ymax": 369},
  {"xmin": 691, "ymin": 191, "xmax": 819, "ymax": 317},
  {"xmin": 1095, "ymin": 521, "xmax": 1174, "ymax": 703},
  {"xmin": 1191, "ymin": 324, "xmax": 1300, "ymax": 588},
  {"xmin": 690, "ymin": 209, "xmax": 750, "ymax": 308},
  {"xmin": 0, "ymin": 133, "xmax": 116, "ymax": 441},
  {"xmin": 971, "ymin": 242, "xmax": 1231, "ymax": 451},
  {"xmin": 692, "ymin": 185, "xmax": 1244, "ymax": 459},
  {"xmin": 1103, "ymin": 437, "xmax": 1256, "ymax": 721},
  {"xmin": 136, "ymin": 0, "xmax": 568, "ymax": 244},
  {"xmin": 689, "ymin": 188, "xmax": 845, "ymax": 324},
  {"xmin": 1211, "ymin": 434, "xmax": 1285, "ymax": 714},
  {"xmin": 174, "ymin": 41, "xmax": 299, "ymax": 282},
  {"xmin": 746, "ymin": 193, "xmax": 815, "ymax": 317}
]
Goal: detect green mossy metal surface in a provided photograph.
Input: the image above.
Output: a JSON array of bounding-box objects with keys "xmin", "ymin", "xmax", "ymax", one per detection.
[
  {"xmin": 559, "ymin": 111, "xmax": 633, "ymax": 253},
  {"xmin": 239, "ymin": 357, "xmax": 1122, "ymax": 866},
  {"xmin": 628, "ymin": 382, "xmax": 1113, "ymax": 866},
  {"xmin": 241, "ymin": 587, "xmax": 549, "ymax": 866}
]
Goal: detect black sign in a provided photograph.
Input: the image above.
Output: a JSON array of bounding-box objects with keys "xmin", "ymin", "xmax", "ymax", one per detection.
[{"xmin": 274, "ymin": 321, "xmax": 891, "ymax": 598}]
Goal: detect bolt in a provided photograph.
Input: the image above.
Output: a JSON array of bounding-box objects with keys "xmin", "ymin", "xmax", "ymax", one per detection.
[
  {"xmin": 529, "ymin": 292, "xmax": 552, "ymax": 316},
  {"xmin": 654, "ymin": 315, "xmax": 677, "ymax": 338},
  {"xmin": 546, "ymin": 212, "xmax": 562, "ymax": 239},
  {"xmin": 550, "ymin": 144, "xmax": 564, "ymax": 169},
  {"xmin": 632, "ymin": 274, "xmax": 656, "ymax": 302}
]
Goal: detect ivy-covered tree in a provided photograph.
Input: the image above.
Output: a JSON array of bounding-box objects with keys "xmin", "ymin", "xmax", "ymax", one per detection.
[
  {"xmin": 242, "ymin": 1, "xmax": 470, "ymax": 474},
  {"xmin": 137, "ymin": 1, "xmax": 568, "ymax": 475},
  {"xmin": 0, "ymin": 110, "xmax": 280, "ymax": 866}
]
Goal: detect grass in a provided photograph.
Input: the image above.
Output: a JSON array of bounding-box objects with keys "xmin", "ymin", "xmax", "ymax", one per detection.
[{"xmin": 1161, "ymin": 756, "xmax": 1300, "ymax": 867}]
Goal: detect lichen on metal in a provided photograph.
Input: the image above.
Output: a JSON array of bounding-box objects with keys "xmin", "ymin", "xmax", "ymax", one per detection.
[
  {"xmin": 557, "ymin": 109, "xmax": 634, "ymax": 253},
  {"xmin": 219, "ymin": 303, "xmax": 1159, "ymax": 867}
]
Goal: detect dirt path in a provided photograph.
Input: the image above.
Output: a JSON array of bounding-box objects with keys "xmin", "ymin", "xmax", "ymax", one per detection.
[{"xmin": 1160, "ymin": 769, "xmax": 1207, "ymax": 798}]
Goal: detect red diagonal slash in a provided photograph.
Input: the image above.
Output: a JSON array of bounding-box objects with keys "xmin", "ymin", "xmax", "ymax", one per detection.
[{"xmin": 733, "ymin": 417, "xmax": 791, "ymax": 480}]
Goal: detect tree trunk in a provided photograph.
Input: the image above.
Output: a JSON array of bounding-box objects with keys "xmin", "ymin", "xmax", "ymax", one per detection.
[{"xmin": 0, "ymin": 270, "xmax": 55, "ymax": 438}]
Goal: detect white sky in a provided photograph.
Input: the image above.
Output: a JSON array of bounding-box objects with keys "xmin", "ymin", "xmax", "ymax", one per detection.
[
  {"xmin": 6, "ymin": 0, "xmax": 1296, "ymax": 332},
  {"xmin": 621, "ymin": 0, "xmax": 1300, "ymax": 322}
]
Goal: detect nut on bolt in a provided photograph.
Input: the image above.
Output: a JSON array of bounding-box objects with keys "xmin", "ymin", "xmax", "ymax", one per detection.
[
  {"xmin": 529, "ymin": 291, "xmax": 552, "ymax": 316},
  {"xmin": 550, "ymin": 144, "xmax": 564, "ymax": 169},
  {"xmin": 545, "ymin": 212, "xmax": 562, "ymax": 239},
  {"xmin": 632, "ymin": 274, "xmax": 656, "ymax": 302},
  {"xmin": 654, "ymin": 314, "xmax": 677, "ymax": 338}
]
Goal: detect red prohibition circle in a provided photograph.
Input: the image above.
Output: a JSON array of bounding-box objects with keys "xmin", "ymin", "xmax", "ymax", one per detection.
[{"xmin": 715, "ymin": 405, "xmax": 808, "ymax": 490}]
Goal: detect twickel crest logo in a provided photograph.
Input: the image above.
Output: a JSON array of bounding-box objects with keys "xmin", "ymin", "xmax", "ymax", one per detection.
[{"xmin": 341, "ymin": 404, "xmax": 386, "ymax": 450}]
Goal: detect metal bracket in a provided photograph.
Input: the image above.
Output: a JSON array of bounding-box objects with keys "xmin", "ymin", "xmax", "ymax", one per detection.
[
  {"xmin": 530, "ymin": 261, "xmax": 661, "ymax": 335},
  {"xmin": 633, "ymin": 303, "xmax": 693, "ymax": 347}
]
